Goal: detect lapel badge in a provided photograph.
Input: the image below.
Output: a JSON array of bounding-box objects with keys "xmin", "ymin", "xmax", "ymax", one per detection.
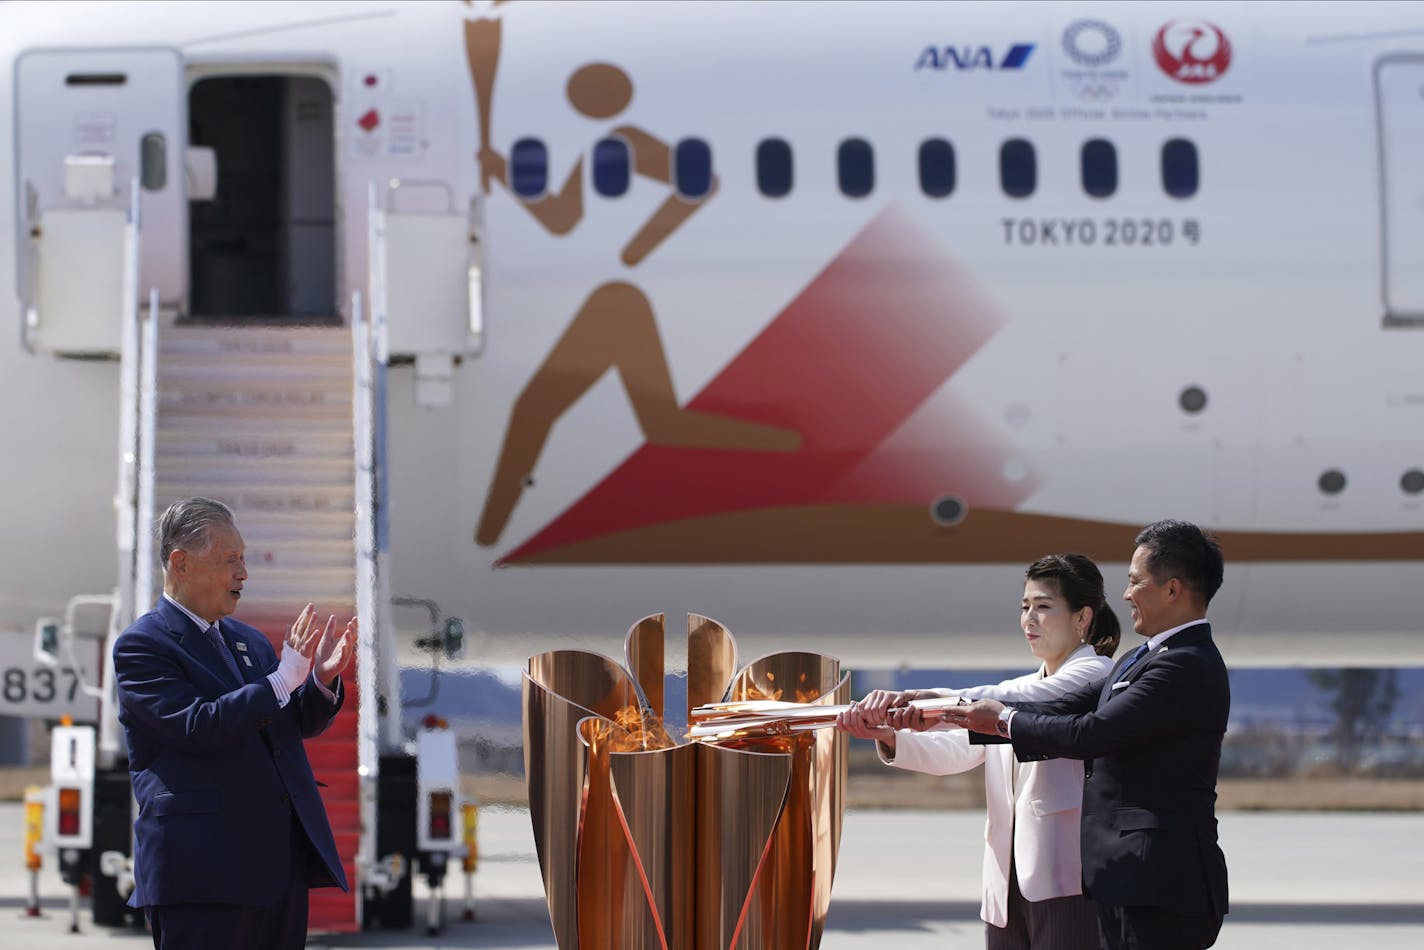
[
  {"xmin": 241, "ymin": 655, "xmax": 253, "ymax": 667},
  {"xmin": 235, "ymin": 642, "xmax": 248, "ymax": 651}
]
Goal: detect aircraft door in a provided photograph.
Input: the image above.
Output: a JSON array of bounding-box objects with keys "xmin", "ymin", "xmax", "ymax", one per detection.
[
  {"xmin": 15, "ymin": 47, "xmax": 186, "ymax": 351},
  {"xmin": 1376, "ymin": 55, "xmax": 1424, "ymax": 326}
]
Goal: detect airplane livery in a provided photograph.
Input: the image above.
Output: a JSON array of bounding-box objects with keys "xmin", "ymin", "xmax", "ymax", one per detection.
[{"xmin": 2, "ymin": 0, "xmax": 1423, "ymax": 677}]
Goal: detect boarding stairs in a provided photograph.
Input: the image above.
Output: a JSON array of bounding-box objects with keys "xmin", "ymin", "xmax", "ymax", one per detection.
[{"xmin": 148, "ymin": 323, "xmax": 363, "ymax": 933}]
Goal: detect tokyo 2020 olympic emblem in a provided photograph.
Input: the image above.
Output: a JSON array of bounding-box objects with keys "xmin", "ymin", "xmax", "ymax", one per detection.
[{"xmin": 1063, "ymin": 20, "xmax": 1122, "ymax": 68}]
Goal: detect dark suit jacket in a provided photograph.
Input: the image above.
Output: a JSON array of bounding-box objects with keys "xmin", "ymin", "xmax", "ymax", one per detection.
[
  {"xmin": 974, "ymin": 622, "xmax": 1229, "ymax": 919},
  {"xmin": 113, "ymin": 598, "xmax": 349, "ymax": 907}
]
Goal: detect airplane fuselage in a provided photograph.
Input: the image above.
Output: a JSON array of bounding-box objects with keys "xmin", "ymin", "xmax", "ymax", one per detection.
[{"xmin": 2, "ymin": 1, "xmax": 1422, "ymax": 670}]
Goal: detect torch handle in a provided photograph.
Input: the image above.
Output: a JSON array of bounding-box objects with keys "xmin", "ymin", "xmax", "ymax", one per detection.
[{"xmin": 465, "ymin": 17, "xmax": 502, "ymax": 193}]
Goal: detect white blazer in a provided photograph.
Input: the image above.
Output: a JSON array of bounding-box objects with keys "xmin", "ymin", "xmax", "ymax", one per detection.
[{"xmin": 880, "ymin": 645, "xmax": 1113, "ymax": 928}]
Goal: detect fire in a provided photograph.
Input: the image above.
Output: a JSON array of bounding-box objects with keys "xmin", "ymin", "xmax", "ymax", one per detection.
[
  {"xmin": 740, "ymin": 670, "xmax": 822, "ymax": 705},
  {"xmin": 595, "ymin": 704, "xmax": 676, "ymax": 752},
  {"xmin": 596, "ymin": 677, "xmax": 827, "ymax": 751}
]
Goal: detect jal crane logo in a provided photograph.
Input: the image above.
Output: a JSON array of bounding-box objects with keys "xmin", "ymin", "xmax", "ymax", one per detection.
[{"xmin": 1153, "ymin": 19, "xmax": 1232, "ymax": 85}]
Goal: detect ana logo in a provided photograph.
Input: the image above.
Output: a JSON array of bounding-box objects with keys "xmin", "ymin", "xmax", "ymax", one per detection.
[
  {"xmin": 915, "ymin": 43, "xmax": 1035, "ymax": 72},
  {"xmin": 1062, "ymin": 20, "xmax": 1122, "ymax": 68},
  {"xmin": 1152, "ymin": 19, "xmax": 1232, "ymax": 84}
]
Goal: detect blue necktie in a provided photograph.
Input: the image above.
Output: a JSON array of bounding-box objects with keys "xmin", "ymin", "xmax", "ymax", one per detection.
[
  {"xmin": 209, "ymin": 621, "xmax": 244, "ymax": 685},
  {"xmin": 1119, "ymin": 642, "xmax": 1150, "ymax": 676}
]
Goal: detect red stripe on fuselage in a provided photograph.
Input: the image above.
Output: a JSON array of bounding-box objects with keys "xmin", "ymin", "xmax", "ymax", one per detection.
[{"xmin": 502, "ymin": 206, "xmax": 1027, "ymax": 563}]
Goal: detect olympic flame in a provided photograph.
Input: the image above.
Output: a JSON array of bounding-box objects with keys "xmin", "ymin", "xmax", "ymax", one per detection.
[{"xmin": 523, "ymin": 613, "xmax": 850, "ymax": 950}]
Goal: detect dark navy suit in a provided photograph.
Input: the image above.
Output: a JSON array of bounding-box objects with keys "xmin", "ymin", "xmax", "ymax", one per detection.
[
  {"xmin": 113, "ymin": 597, "xmax": 347, "ymax": 941},
  {"xmin": 974, "ymin": 622, "xmax": 1229, "ymax": 948}
]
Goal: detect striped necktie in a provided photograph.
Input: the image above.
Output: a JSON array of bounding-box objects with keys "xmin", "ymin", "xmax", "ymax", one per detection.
[{"xmin": 209, "ymin": 621, "xmax": 244, "ymax": 684}]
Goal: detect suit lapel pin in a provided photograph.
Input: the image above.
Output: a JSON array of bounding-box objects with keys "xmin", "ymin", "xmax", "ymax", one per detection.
[
  {"xmin": 235, "ymin": 642, "xmax": 247, "ymax": 651},
  {"xmin": 241, "ymin": 655, "xmax": 252, "ymax": 667}
]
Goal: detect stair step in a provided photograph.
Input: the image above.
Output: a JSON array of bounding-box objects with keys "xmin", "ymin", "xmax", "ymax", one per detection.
[
  {"xmin": 221, "ymin": 540, "xmax": 357, "ymax": 570},
  {"xmin": 156, "ymin": 423, "xmax": 356, "ymax": 448},
  {"xmin": 245, "ymin": 607, "xmax": 357, "ymax": 629},
  {"xmin": 157, "ymin": 349, "xmax": 352, "ymax": 369},
  {"xmin": 316, "ymin": 715, "xmax": 359, "ymax": 742},
  {"xmin": 156, "ymin": 388, "xmax": 354, "ymax": 416},
  {"xmin": 322, "ymin": 800, "xmax": 361, "ymax": 833},
  {"xmin": 239, "ymin": 609, "xmax": 358, "ymax": 639},
  {"xmin": 161, "ymin": 326, "xmax": 353, "ymax": 357},
  {"xmin": 156, "ymin": 454, "xmax": 353, "ymax": 486},
  {"xmin": 163, "ymin": 509, "xmax": 354, "ymax": 542},
  {"xmin": 309, "ymin": 891, "xmax": 358, "ymax": 934},
  {"xmin": 330, "ymin": 833, "xmax": 360, "ymax": 863},
  {"xmin": 158, "ymin": 371, "xmax": 351, "ymax": 393},
  {"xmin": 156, "ymin": 410, "xmax": 354, "ymax": 429},
  {"xmin": 232, "ymin": 572, "xmax": 354, "ymax": 601},
  {"xmin": 309, "ymin": 744, "xmax": 359, "ymax": 771},
  {"xmin": 156, "ymin": 429, "xmax": 353, "ymax": 459},
  {"xmin": 153, "ymin": 483, "xmax": 356, "ymax": 513}
]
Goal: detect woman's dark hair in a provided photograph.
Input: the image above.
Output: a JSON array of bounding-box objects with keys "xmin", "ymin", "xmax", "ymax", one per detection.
[{"xmin": 1024, "ymin": 553, "xmax": 1121, "ymax": 658}]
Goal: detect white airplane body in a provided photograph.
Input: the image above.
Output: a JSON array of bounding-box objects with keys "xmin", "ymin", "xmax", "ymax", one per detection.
[{"xmin": 2, "ymin": 0, "xmax": 1423, "ymax": 675}]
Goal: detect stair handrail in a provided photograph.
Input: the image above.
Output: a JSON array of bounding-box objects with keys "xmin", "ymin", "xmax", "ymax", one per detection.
[
  {"xmin": 101, "ymin": 181, "xmax": 143, "ymax": 762},
  {"xmin": 365, "ymin": 181, "xmax": 403, "ymax": 747},
  {"xmin": 351, "ymin": 284, "xmax": 381, "ymax": 903},
  {"xmin": 112, "ymin": 181, "xmax": 142, "ymax": 630},
  {"xmin": 135, "ymin": 288, "xmax": 159, "ymax": 616}
]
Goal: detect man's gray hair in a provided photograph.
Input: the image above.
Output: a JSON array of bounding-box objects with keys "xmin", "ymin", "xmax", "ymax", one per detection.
[{"xmin": 158, "ymin": 497, "xmax": 237, "ymax": 567}]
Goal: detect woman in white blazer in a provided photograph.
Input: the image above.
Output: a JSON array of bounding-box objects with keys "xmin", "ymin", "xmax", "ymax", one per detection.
[{"xmin": 840, "ymin": 554, "xmax": 1120, "ymax": 950}]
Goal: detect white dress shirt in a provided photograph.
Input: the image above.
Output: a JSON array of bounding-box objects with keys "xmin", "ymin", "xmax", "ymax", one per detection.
[
  {"xmin": 1143, "ymin": 617, "xmax": 1208, "ymax": 652},
  {"xmin": 162, "ymin": 593, "xmax": 334, "ymax": 707}
]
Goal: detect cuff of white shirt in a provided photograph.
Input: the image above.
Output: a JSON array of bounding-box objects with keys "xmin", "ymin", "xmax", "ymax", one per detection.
[
  {"xmin": 311, "ymin": 672, "xmax": 337, "ymax": 702},
  {"xmin": 267, "ymin": 671, "xmax": 338, "ymax": 708},
  {"xmin": 1003, "ymin": 708, "xmax": 1018, "ymax": 738},
  {"xmin": 267, "ymin": 670, "xmax": 292, "ymax": 708}
]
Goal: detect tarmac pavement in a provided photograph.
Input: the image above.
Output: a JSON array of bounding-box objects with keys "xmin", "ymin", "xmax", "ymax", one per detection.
[{"xmin": 1, "ymin": 802, "xmax": 1421, "ymax": 949}]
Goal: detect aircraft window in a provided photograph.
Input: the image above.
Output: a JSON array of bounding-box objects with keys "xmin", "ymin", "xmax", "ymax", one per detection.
[
  {"xmin": 1162, "ymin": 138, "xmax": 1199, "ymax": 198},
  {"xmin": 838, "ymin": 138, "xmax": 875, "ymax": 198},
  {"xmin": 999, "ymin": 138, "xmax": 1036, "ymax": 198},
  {"xmin": 510, "ymin": 138, "xmax": 548, "ymax": 199},
  {"xmin": 1178, "ymin": 385, "xmax": 1207, "ymax": 414},
  {"xmin": 930, "ymin": 494, "xmax": 967, "ymax": 526},
  {"xmin": 674, "ymin": 138, "xmax": 713, "ymax": 199},
  {"xmin": 918, "ymin": 138, "xmax": 956, "ymax": 198},
  {"xmin": 756, "ymin": 138, "xmax": 793, "ymax": 197},
  {"xmin": 1402, "ymin": 469, "xmax": 1424, "ymax": 495},
  {"xmin": 593, "ymin": 136, "xmax": 631, "ymax": 198},
  {"xmin": 1081, "ymin": 138, "xmax": 1117, "ymax": 198},
  {"xmin": 140, "ymin": 133, "xmax": 167, "ymax": 191},
  {"xmin": 1318, "ymin": 469, "xmax": 1347, "ymax": 495}
]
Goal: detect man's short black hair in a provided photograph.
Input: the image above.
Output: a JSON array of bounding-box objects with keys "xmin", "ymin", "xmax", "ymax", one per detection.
[{"xmin": 1134, "ymin": 519, "xmax": 1224, "ymax": 606}]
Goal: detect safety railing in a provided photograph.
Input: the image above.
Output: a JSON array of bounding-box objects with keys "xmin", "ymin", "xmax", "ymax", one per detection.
[
  {"xmin": 111, "ymin": 183, "xmax": 142, "ymax": 634},
  {"xmin": 101, "ymin": 184, "xmax": 146, "ymax": 760},
  {"xmin": 352, "ymin": 284, "xmax": 378, "ymax": 894}
]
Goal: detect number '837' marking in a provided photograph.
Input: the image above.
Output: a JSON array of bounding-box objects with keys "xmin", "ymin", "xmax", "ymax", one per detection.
[{"xmin": 2, "ymin": 666, "xmax": 80, "ymax": 704}]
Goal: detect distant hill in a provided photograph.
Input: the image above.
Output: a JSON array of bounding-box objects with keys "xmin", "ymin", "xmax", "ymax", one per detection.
[
  {"xmin": 397, "ymin": 664, "xmax": 1424, "ymax": 736},
  {"xmin": 855, "ymin": 666, "xmax": 1424, "ymax": 730},
  {"xmin": 398, "ymin": 667, "xmax": 523, "ymax": 727}
]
